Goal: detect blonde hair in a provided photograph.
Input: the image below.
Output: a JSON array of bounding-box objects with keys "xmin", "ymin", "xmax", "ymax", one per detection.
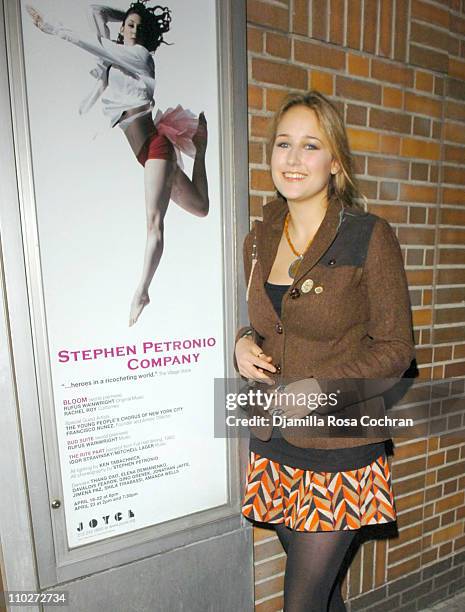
[{"xmin": 267, "ymin": 90, "xmax": 367, "ymax": 210}]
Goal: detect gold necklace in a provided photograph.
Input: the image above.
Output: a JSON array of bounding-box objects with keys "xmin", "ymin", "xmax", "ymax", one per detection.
[{"xmin": 284, "ymin": 213, "xmax": 314, "ymax": 278}]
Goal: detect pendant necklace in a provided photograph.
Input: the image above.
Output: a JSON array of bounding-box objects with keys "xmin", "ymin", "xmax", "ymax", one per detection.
[{"xmin": 284, "ymin": 213, "xmax": 314, "ymax": 279}]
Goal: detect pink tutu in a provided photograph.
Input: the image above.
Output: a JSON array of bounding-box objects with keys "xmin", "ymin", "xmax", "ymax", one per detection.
[{"xmin": 154, "ymin": 105, "xmax": 199, "ymax": 167}]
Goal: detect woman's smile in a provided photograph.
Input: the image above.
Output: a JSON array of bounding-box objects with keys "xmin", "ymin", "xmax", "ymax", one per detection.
[{"xmin": 282, "ymin": 172, "xmax": 307, "ymax": 181}]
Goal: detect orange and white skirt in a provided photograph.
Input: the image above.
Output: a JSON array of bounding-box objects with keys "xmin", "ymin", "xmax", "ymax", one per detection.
[{"xmin": 241, "ymin": 451, "xmax": 397, "ymax": 532}]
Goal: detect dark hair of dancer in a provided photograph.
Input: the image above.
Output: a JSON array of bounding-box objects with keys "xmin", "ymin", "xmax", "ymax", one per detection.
[{"xmin": 117, "ymin": 2, "xmax": 172, "ymax": 52}]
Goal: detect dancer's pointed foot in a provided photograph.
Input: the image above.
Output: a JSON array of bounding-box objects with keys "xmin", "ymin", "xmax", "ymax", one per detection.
[
  {"xmin": 129, "ymin": 291, "xmax": 150, "ymax": 327},
  {"xmin": 192, "ymin": 111, "xmax": 208, "ymax": 156}
]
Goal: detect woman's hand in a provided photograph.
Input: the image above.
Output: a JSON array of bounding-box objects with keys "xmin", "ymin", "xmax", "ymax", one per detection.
[
  {"xmin": 26, "ymin": 6, "xmax": 54, "ymax": 34},
  {"xmin": 271, "ymin": 378, "xmax": 323, "ymax": 418},
  {"xmin": 235, "ymin": 336, "xmax": 276, "ymax": 385}
]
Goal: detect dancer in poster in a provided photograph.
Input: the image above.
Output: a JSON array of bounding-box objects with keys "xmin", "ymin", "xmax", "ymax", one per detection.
[{"xmin": 27, "ymin": 2, "xmax": 209, "ymax": 326}]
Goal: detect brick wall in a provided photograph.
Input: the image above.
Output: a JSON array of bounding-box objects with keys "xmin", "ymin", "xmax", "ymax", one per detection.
[{"xmin": 245, "ymin": 0, "xmax": 465, "ymax": 610}]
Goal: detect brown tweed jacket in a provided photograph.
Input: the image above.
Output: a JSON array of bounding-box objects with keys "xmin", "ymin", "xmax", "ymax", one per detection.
[{"xmin": 235, "ymin": 196, "xmax": 415, "ymax": 449}]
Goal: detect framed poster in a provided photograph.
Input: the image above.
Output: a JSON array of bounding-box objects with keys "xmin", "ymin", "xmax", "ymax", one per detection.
[{"xmin": 3, "ymin": 0, "xmax": 248, "ymax": 582}]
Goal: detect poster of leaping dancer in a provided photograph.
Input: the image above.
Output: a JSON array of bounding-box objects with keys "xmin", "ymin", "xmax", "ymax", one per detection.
[
  {"xmin": 18, "ymin": 0, "xmax": 229, "ymax": 547},
  {"xmin": 27, "ymin": 2, "xmax": 209, "ymax": 327}
]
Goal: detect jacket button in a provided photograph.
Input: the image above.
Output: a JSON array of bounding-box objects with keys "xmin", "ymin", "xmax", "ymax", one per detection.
[
  {"xmin": 275, "ymin": 323, "xmax": 283, "ymax": 334},
  {"xmin": 289, "ymin": 287, "xmax": 300, "ymax": 299},
  {"xmin": 328, "ymin": 259, "xmax": 336, "ymax": 266},
  {"xmin": 275, "ymin": 364, "xmax": 281, "ymax": 374}
]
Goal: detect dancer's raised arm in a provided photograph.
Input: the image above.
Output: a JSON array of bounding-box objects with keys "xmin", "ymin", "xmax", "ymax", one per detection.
[
  {"xmin": 89, "ymin": 4, "xmax": 125, "ymax": 41},
  {"xmin": 26, "ymin": 6, "xmax": 152, "ymax": 78}
]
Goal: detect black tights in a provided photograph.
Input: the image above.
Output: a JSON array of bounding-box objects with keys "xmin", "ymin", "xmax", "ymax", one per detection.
[{"xmin": 275, "ymin": 523, "xmax": 357, "ymax": 612}]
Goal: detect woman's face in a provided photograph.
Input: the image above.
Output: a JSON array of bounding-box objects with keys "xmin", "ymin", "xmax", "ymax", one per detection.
[
  {"xmin": 120, "ymin": 12, "xmax": 144, "ymax": 46},
  {"xmin": 271, "ymin": 105, "xmax": 340, "ymax": 207}
]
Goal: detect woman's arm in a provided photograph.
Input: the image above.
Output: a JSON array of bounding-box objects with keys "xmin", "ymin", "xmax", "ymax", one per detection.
[
  {"xmin": 234, "ymin": 230, "xmax": 256, "ymax": 349},
  {"xmin": 329, "ymin": 217, "xmax": 415, "ymax": 379},
  {"xmin": 26, "ymin": 6, "xmax": 151, "ymax": 77},
  {"xmin": 314, "ymin": 217, "xmax": 416, "ymax": 414},
  {"xmin": 89, "ymin": 5, "xmax": 125, "ymax": 41},
  {"xmin": 234, "ymin": 228, "xmax": 276, "ymax": 383}
]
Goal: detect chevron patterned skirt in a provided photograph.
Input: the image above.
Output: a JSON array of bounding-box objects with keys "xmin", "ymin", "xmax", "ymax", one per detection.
[{"xmin": 242, "ymin": 451, "xmax": 397, "ymax": 531}]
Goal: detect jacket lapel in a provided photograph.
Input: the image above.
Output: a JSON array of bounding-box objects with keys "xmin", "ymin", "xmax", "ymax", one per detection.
[
  {"xmin": 256, "ymin": 199, "xmax": 288, "ymax": 284},
  {"xmin": 291, "ymin": 197, "xmax": 345, "ymax": 284},
  {"xmin": 256, "ymin": 197, "xmax": 346, "ymax": 286}
]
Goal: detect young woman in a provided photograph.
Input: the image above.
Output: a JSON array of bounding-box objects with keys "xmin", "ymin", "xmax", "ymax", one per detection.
[
  {"xmin": 27, "ymin": 2, "xmax": 209, "ymax": 326},
  {"xmin": 235, "ymin": 91, "xmax": 415, "ymax": 611}
]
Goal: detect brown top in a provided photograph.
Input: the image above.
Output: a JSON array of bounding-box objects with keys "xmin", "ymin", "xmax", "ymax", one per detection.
[{"xmin": 235, "ymin": 196, "xmax": 415, "ymax": 450}]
